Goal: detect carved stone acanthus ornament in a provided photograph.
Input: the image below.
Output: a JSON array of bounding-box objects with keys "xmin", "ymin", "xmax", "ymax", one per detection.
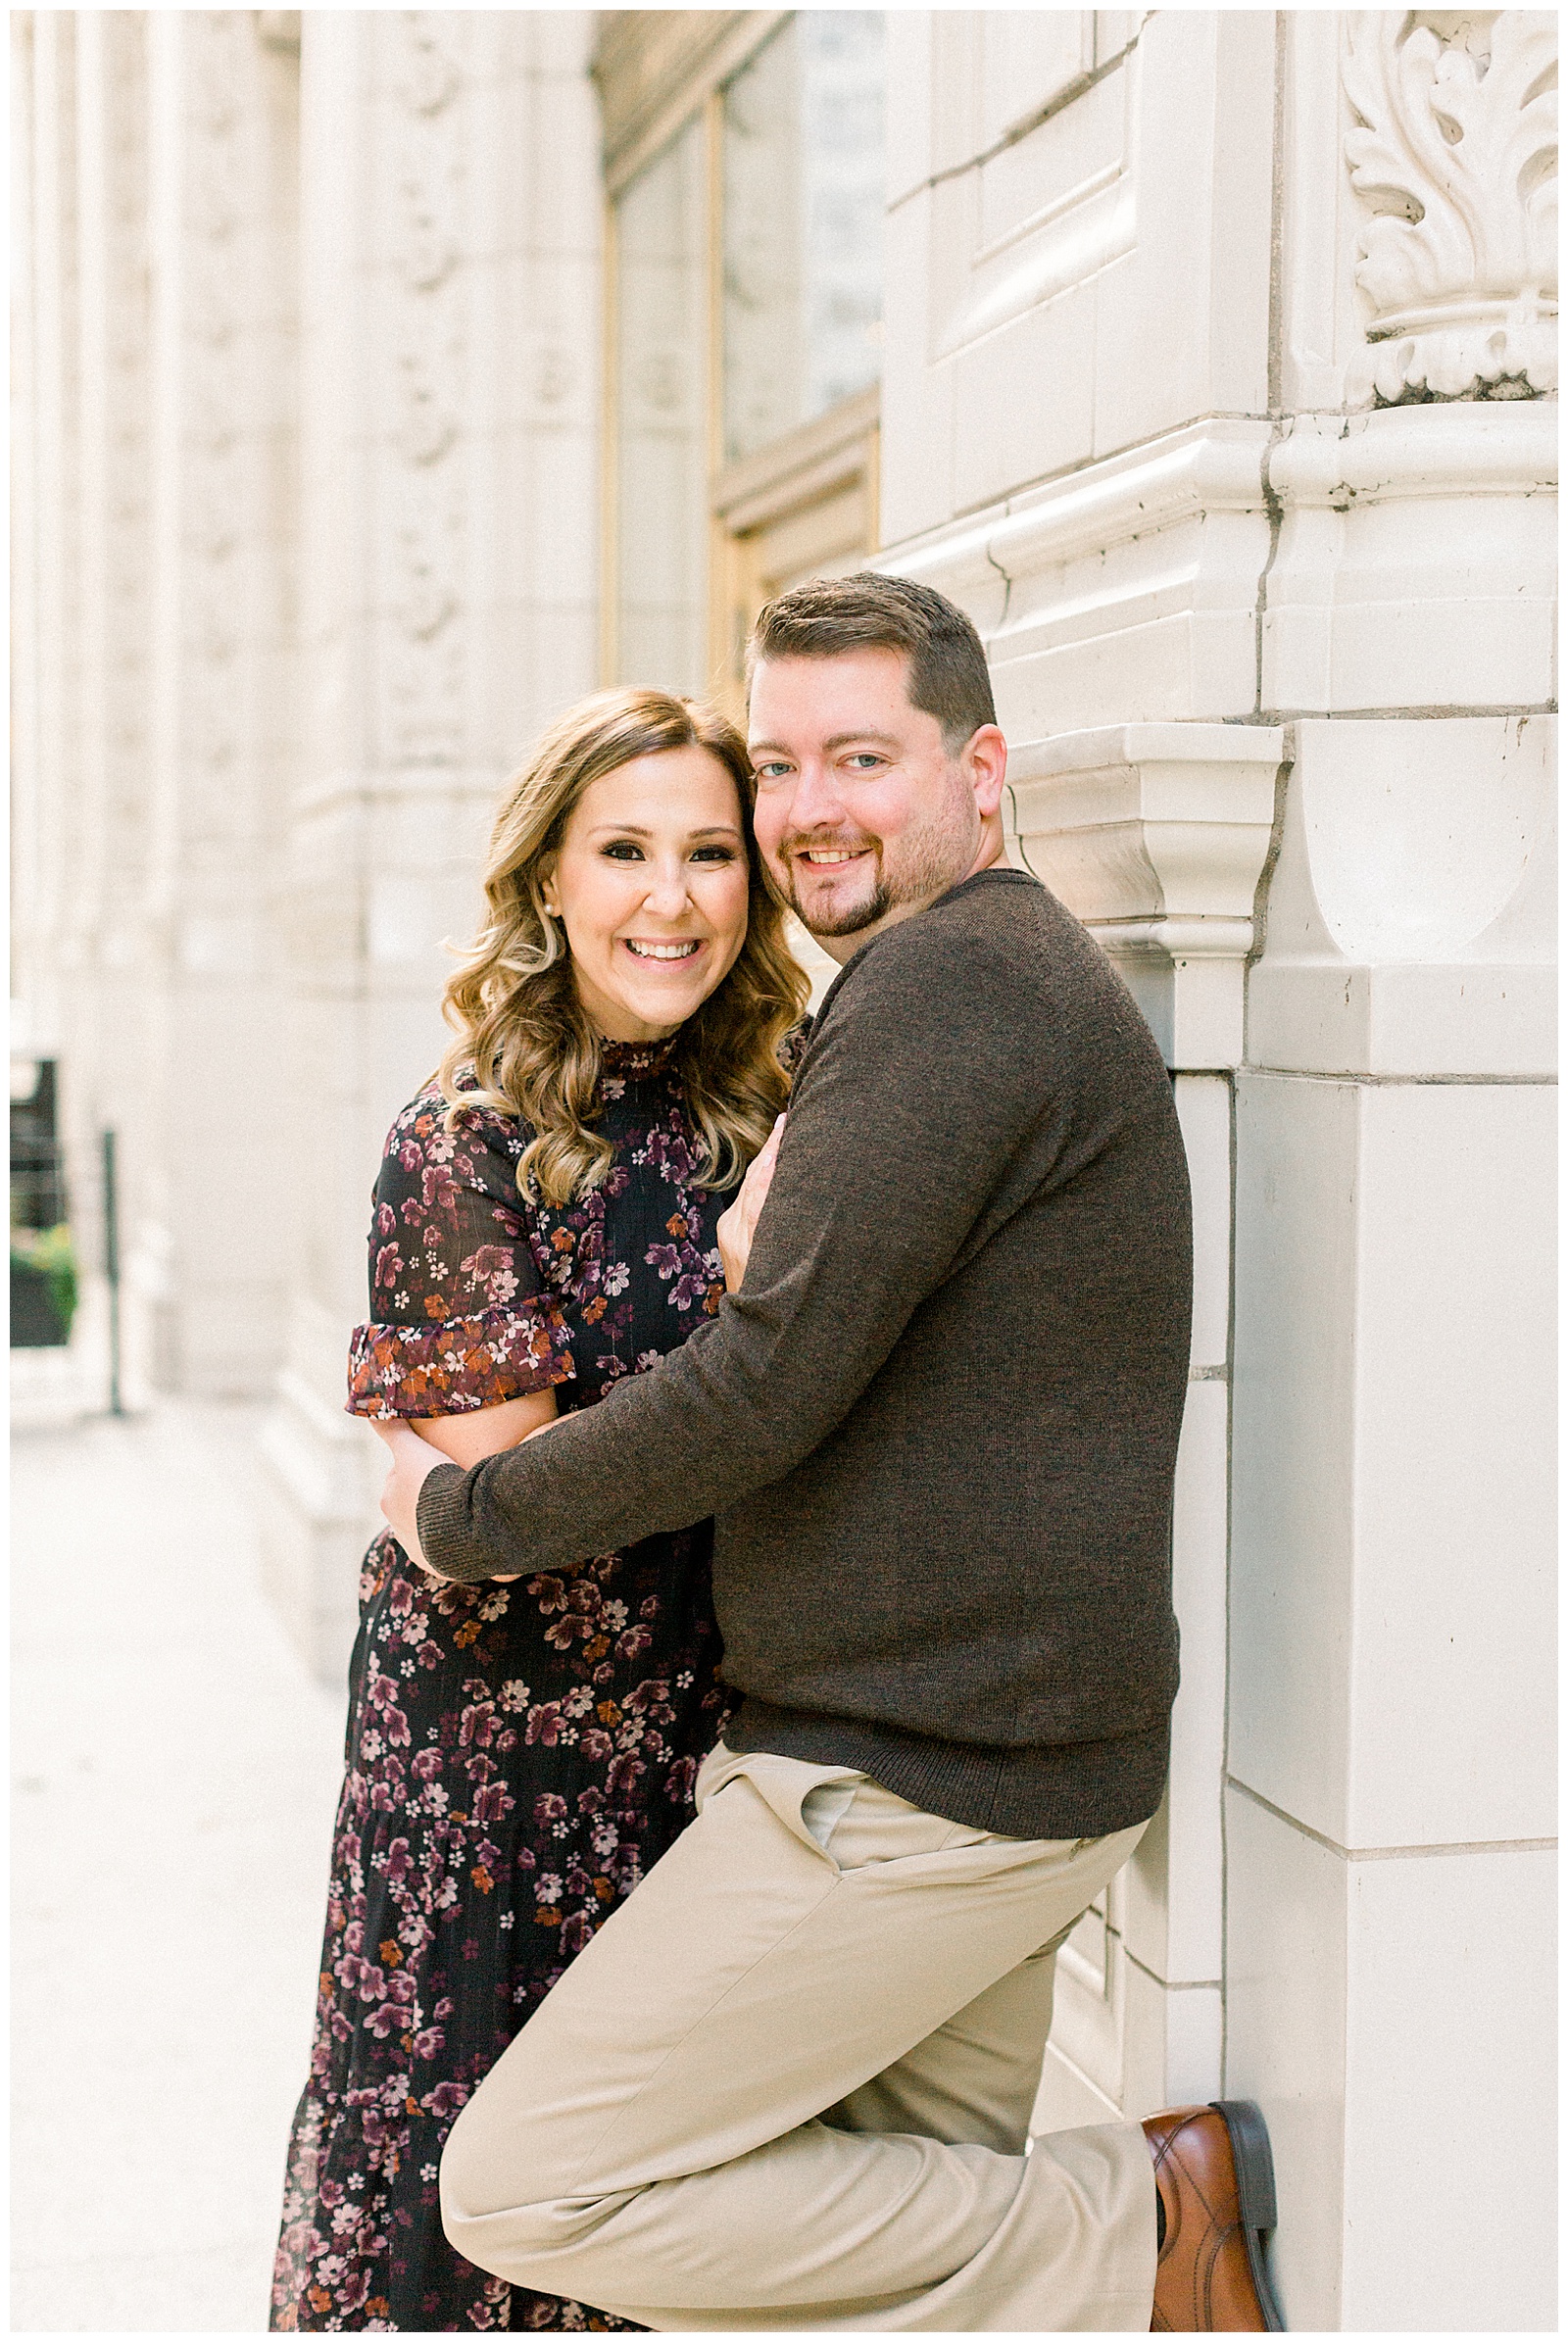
[{"xmin": 1342, "ymin": 10, "xmax": 1557, "ymax": 407}]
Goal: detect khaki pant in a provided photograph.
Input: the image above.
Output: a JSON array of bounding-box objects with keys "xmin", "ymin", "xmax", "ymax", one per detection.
[{"xmin": 441, "ymin": 1743, "xmax": 1158, "ymax": 2331}]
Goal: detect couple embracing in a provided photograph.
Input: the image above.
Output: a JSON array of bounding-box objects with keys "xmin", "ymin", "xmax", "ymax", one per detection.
[{"xmin": 271, "ymin": 574, "xmax": 1283, "ymax": 2335}]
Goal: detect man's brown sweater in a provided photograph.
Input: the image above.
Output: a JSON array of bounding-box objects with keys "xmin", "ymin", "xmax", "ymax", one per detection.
[{"xmin": 418, "ymin": 868, "xmax": 1193, "ymax": 1838}]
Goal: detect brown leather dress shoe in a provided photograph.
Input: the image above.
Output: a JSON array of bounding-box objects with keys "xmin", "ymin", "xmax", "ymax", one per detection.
[{"xmin": 1144, "ymin": 2100, "xmax": 1284, "ymax": 2331}]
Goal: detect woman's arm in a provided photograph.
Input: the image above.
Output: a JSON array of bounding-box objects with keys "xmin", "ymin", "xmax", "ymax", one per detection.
[
  {"xmin": 409, "ymin": 1386, "xmax": 558, "ymax": 1470},
  {"xmin": 401, "ymin": 1391, "xmax": 559, "ymax": 1581},
  {"xmin": 353, "ymin": 1085, "xmax": 578, "ymax": 1572},
  {"xmin": 379, "ymin": 1404, "xmax": 559, "ymax": 1567}
]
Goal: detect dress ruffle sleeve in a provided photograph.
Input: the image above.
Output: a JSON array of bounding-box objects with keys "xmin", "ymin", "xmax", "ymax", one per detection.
[
  {"xmin": 345, "ymin": 1085, "xmax": 575, "ymax": 1420},
  {"xmin": 346, "ymin": 1300, "xmax": 574, "ymax": 1419}
]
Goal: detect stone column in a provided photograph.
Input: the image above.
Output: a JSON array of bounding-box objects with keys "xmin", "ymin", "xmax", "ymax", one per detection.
[
  {"xmin": 1223, "ymin": 15, "xmax": 1557, "ymax": 2332},
  {"xmin": 257, "ymin": 10, "xmax": 603, "ymax": 1678},
  {"xmin": 12, "ymin": 12, "xmax": 299, "ymax": 1412},
  {"xmin": 138, "ymin": 9, "xmax": 301, "ymax": 1393},
  {"xmin": 14, "ymin": 10, "xmax": 158, "ymax": 1405}
]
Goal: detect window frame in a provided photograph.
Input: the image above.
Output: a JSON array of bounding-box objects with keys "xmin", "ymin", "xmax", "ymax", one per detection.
[{"xmin": 595, "ymin": 9, "xmax": 881, "ymax": 711}]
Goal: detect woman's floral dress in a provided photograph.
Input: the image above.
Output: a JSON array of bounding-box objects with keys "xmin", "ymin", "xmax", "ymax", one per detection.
[{"xmin": 271, "ymin": 1039, "xmax": 737, "ymax": 2333}]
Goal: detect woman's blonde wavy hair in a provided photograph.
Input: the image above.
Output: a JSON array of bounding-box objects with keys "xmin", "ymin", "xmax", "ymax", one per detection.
[{"xmin": 438, "ymin": 687, "xmax": 810, "ymax": 1205}]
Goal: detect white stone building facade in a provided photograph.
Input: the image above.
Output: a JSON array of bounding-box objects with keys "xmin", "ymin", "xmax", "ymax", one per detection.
[{"xmin": 12, "ymin": 11, "xmax": 1555, "ymax": 2331}]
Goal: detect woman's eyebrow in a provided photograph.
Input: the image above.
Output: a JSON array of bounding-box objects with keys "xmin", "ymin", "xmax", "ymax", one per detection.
[{"xmin": 584, "ymin": 822, "xmax": 742, "ymax": 838}]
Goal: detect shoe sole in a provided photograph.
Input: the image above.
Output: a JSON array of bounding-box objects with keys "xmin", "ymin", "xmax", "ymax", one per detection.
[{"xmin": 1209, "ymin": 2099, "xmax": 1286, "ymax": 2331}]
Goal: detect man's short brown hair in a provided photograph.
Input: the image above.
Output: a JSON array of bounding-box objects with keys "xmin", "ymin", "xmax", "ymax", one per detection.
[{"xmin": 747, "ymin": 572, "xmax": 998, "ymax": 753}]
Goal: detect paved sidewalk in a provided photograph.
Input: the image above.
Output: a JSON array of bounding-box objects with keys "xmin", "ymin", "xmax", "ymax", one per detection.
[{"xmin": 12, "ymin": 1401, "xmax": 349, "ymax": 2332}]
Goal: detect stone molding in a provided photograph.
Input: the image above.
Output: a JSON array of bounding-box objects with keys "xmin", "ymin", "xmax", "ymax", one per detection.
[
  {"xmin": 1342, "ymin": 10, "xmax": 1557, "ymax": 407},
  {"xmin": 150, "ymin": 11, "xmax": 250, "ymax": 870},
  {"xmin": 1261, "ymin": 399, "xmax": 1557, "ymax": 713},
  {"xmin": 882, "ymin": 419, "xmax": 1276, "ymax": 733},
  {"xmin": 1267, "ymin": 388, "xmax": 1558, "ymax": 504},
  {"xmin": 383, "ymin": 11, "xmax": 468, "ymax": 775},
  {"xmin": 889, "ymin": 418, "xmax": 1273, "ymax": 607},
  {"xmin": 1008, "ymin": 722, "xmax": 1287, "ymax": 1071}
]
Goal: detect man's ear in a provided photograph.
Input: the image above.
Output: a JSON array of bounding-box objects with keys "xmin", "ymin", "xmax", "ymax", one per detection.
[{"xmin": 963, "ymin": 724, "xmax": 1008, "ymax": 818}]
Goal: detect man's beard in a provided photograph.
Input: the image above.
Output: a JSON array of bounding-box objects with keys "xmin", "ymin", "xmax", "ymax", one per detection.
[
  {"xmin": 781, "ymin": 848, "xmax": 894, "ymax": 937},
  {"xmin": 780, "ymin": 813, "xmax": 971, "ymax": 939}
]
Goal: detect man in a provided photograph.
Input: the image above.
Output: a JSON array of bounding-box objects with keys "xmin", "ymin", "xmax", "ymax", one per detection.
[{"xmin": 376, "ymin": 574, "xmax": 1284, "ymax": 2331}]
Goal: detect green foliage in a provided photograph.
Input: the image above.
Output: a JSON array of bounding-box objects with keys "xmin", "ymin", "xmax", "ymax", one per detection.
[{"xmin": 10, "ymin": 1223, "xmax": 79, "ymax": 1336}]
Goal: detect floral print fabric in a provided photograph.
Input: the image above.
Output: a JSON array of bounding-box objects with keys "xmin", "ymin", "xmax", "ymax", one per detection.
[{"xmin": 271, "ymin": 1043, "xmax": 735, "ymax": 2332}]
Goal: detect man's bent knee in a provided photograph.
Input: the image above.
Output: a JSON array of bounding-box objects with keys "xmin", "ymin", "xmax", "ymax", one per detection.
[
  {"xmin": 439, "ymin": 2089, "xmax": 626, "ymax": 2294},
  {"xmin": 440, "ymin": 2090, "xmax": 548, "ymax": 2257},
  {"xmin": 443, "ymin": 2117, "xmax": 595, "ymax": 2276}
]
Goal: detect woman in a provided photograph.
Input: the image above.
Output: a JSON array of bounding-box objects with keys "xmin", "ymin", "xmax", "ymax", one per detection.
[{"xmin": 271, "ymin": 690, "xmax": 808, "ymax": 2333}]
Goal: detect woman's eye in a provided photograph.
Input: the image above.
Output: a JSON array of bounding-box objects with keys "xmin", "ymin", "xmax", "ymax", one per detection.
[
  {"xmin": 690, "ymin": 847, "xmax": 737, "ymax": 864},
  {"xmin": 602, "ymin": 841, "xmax": 645, "ymax": 861}
]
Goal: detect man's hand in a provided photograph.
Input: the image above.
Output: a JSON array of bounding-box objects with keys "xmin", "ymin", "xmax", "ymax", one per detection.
[
  {"xmin": 372, "ymin": 1418, "xmax": 449, "ymax": 1575},
  {"xmin": 716, "ymin": 1114, "xmax": 785, "ymax": 1292},
  {"xmin": 374, "ymin": 1412, "xmax": 564, "ymax": 1583}
]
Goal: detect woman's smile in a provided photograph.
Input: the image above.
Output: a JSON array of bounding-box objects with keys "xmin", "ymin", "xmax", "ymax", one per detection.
[{"xmin": 621, "ymin": 937, "xmax": 705, "ymax": 960}]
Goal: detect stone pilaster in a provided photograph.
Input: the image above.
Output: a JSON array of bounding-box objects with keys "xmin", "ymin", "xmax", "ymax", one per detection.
[
  {"xmin": 1009, "ymin": 724, "xmax": 1286, "ymax": 2135},
  {"xmin": 258, "ymin": 11, "xmax": 603, "ymax": 1680},
  {"xmin": 1220, "ymin": 15, "xmax": 1558, "ymax": 2332}
]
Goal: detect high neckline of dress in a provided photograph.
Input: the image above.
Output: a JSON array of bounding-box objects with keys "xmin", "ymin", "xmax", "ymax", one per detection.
[{"xmin": 597, "ymin": 1034, "xmax": 678, "ymax": 1079}]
